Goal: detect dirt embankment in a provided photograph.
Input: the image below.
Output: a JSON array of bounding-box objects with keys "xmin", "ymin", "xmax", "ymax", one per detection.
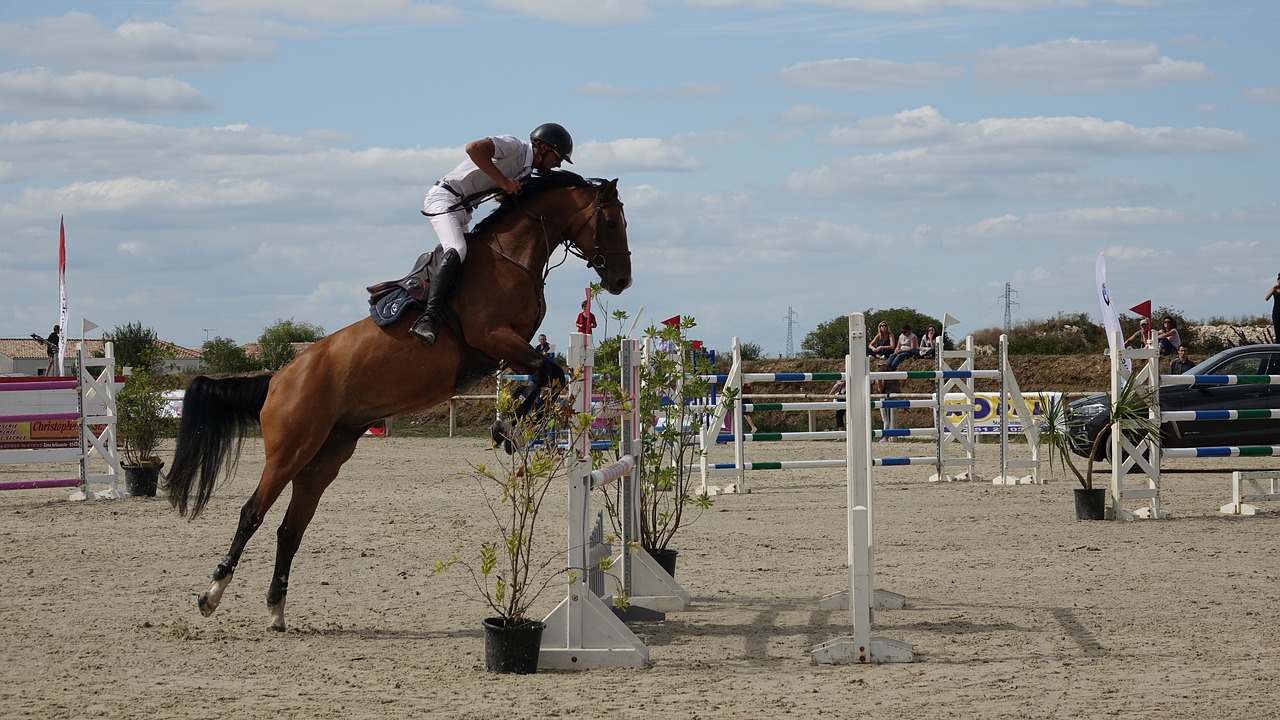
[{"xmin": 401, "ymin": 354, "xmax": 1112, "ymax": 434}]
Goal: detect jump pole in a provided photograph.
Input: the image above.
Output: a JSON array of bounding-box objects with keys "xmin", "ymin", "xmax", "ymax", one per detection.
[
  {"xmin": 540, "ymin": 334, "xmax": 688, "ymax": 670},
  {"xmin": 812, "ymin": 312, "xmax": 914, "ymax": 664},
  {"xmin": 0, "ymin": 343, "xmax": 122, "ymax": 499}
]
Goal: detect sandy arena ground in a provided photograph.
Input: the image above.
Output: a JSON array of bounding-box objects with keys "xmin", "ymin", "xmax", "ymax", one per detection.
[{"xmin": 1, "ymin": 435, "xmax": 1278, "ymax": 719}]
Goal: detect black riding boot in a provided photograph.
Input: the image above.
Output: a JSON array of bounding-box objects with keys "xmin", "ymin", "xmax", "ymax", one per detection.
[{"xmin": 409, "ymin": 249, "xmax": 463, "ymax": 345}]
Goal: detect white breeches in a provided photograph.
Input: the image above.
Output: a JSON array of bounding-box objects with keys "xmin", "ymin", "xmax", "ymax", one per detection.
[{"xmin": 423, "ymin": 190, "xmax": 470, "ymax": 262}]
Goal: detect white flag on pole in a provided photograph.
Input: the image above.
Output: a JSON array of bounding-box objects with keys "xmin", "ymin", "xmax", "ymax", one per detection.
[
  {"xmin": 82, "ymin": 318, "xmax": 99, "ymax": 335},
  {"xmin": 1094, "ymin": 253, "xmax": 1130, "ymax": 371}
]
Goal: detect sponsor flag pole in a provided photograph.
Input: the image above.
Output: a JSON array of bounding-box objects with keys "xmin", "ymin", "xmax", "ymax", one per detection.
[
  {"xmin": 57, "ymin": 217, "xmax": 69, "ymax": 376},
  {"xmin": 1095, "ymin": 253, "xmax": 1130, "ymax": 372}
]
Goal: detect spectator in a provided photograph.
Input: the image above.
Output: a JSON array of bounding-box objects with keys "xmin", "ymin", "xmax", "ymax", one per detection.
[
  {"xmin": 534, "ymin": 333, "xmax": 551, "ymax": 357},
  {"xmin": 44, "ymin": 324, "xmax": 60, "ymax": 376},
  {"xmin": 829, "ymin": 378, "xmax": 847, "ymax": 431},
  {"xmin": 918, "ymin": 326, "xmax": 938, "ymax": 360},
  {"xmin": 1267, "ymin": 272, "xmax": 1280, "ymax": 341},
  {"xmin": 575, "ymin": 300, "xmax": 597, "ymax": 335},
  {"xmin": 1168, "ymin": 345, "xmax": 1195, "ymax": 374},
  {"xmin": 1125, "ymin": 319, "xmax": 1152, "ymax": 348},
  {"xmin": 1157, "ymin": 317, "xmax": 1181, "ymax": 356},
  {"xmin": 886, "ymin": 323, "xmax": 919, "ymax": 370},
  {"xmin": 868, "ymin": 321, "xmax": 895, "ymax": 359}
]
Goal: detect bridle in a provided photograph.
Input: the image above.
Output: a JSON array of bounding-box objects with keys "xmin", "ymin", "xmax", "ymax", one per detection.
[
  {"xmin": 559, "ymin": 184, "xmax": 628, "ymax": 273},
  {"xmin": 490, "ymin": 183, "xmax": 629, "ymax": 283}
]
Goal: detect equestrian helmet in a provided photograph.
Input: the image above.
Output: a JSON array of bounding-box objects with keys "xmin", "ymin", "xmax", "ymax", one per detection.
[{"xmin": 530, "ymin": 123, "xmax": 573, "ymax": 164}]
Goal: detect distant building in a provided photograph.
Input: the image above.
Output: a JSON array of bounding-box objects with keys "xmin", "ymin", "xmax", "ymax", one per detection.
[{"xmin": 0, "ymin": 337, "xmax": 204, "ymax": 376}]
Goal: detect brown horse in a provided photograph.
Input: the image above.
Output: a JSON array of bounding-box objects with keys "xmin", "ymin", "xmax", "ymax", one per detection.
[{"xmin": 165, "ymin": 171, "xmax": 631, "ymax": 631}]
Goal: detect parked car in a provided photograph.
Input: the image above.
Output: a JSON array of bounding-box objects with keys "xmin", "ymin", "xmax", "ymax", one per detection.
[{"xmin": 1066, "ymin": 344, "xmax": 1280, "ymax": 460}]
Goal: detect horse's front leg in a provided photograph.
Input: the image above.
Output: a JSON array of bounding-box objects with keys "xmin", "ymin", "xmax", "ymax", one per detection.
[{"xmin": 487, "ymin": 341, "xmax": 566, "ymax": 453}]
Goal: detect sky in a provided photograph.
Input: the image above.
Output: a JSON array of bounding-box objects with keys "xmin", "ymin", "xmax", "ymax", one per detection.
[{"xmin": 1, "ymin": 0, "xmax": 1277, "ymax": 358}]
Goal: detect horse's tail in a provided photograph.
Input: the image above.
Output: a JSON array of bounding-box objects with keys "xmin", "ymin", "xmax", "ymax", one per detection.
[{"xmin": 165, "ymin": 374, "xmax": 273, "ymax": 519}]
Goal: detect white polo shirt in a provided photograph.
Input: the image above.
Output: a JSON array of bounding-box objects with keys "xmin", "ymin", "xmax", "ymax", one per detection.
[{"xmin": 434, "ymin": 135, "xmax": 533, "ymax": 198}]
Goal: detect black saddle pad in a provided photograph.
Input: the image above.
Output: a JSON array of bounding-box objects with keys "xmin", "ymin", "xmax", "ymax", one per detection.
[{"xmin": 370, "ymin": 288, "xmax": 423, "ymax": 327}]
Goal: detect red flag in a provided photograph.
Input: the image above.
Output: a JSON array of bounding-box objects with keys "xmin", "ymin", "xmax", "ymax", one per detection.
[
  {"xmin": 691, "ymin": 340, "xmax": 703, "ymax": 350},
  {"xmin": 1129, "ymin": 300, "xmax": 1151, "ymax": 319},
  {"xmin": 661, "ymin": 315, "xmax": 681, "ymax": 327}
]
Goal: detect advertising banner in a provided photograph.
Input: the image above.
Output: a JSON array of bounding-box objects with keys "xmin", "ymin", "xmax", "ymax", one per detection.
[{"xmin": 941, "ymin": 391, "xmax": 1057, "ymax": 435}]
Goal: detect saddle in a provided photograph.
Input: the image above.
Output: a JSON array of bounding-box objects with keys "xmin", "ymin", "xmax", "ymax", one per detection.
[
  {"xmin": 366, "ymin": 247, "xmax": 501, "ymax": 384},
  {"xmin": 367, "ymin": 250, "xmax": 437, "ymax": 325}
]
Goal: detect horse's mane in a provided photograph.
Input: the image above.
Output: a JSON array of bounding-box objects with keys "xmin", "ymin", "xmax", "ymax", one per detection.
[{"xmin": 470, "ymin": 170, "xmax": 608, "ymax": 237}]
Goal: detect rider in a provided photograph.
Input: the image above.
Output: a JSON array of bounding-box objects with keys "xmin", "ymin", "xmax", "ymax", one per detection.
[{"xmin": 411, "ymin": 123, "xmax": 574, "ymax": 344}]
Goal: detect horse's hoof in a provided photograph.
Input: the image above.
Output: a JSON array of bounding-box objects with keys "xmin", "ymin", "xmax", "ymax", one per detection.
[
  {"xmin": 197, "ymin": 593, "xmax": 217, "ymax": 617},
  {"xmin": 268, "ymin": 601, "xmax": 286, "ymax": 632},
  {"xmin": 502, "ymin": 438, "xmax": 515, "ymax": 454}
]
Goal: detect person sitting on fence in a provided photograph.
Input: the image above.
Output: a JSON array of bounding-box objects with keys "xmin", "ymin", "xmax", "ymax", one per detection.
[
  {"xmin": 874, "ymin": 376, "xmax": 902, "ymax": 441},
  {"xmin": 886, "ymin": 324, "xmax": 919, "ymax": 370},
  {"xmin": 918, "ymin": 326, "xmax": 937, "ymax": 359},
  {"xmin": 1157, "ymin": 317, "xmax": 1181, "ymax": 356},
  {"xmin": 1125, "ymin": 318, "xmax": 1152, "ymax": 348},
  {"xmin": 868, "ymin": 321, "xmax": 895, "ymax": 359},
  {"xmin": 830, "ymin": 378, "xmax": 847, "ymax": 431}
]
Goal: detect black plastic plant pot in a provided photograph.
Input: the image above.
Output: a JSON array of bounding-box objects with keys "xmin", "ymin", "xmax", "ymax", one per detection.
[
  {"xmin": 482, "ymin": 617, "xmax": 545, "ymax": 674},
  {"xmin": 1074, "ymin": 487, "xmax": 1108, "ymax": 521},
  {"xmin": 646, "ymin": 548, "xmax": 678, "ymax": 578}
]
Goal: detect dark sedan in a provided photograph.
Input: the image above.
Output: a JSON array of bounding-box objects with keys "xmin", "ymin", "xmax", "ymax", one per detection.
[{"xmin": 1066, "ymin": 344, "xmax": 1280, "ymax": 460}]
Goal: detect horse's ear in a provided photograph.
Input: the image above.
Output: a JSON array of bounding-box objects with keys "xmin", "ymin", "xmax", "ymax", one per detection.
[{"xmin": 605, "ymin": 178, "xmax": 619, "ymax": 192}]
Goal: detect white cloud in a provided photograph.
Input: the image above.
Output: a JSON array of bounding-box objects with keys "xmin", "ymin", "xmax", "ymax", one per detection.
[
  {"xmin": 0, "ymin": 68, "xmax": 212, "ymax": 115},
  {"xmin": 775, "ymin": 57, "xmax": 962, "ymax": 91},
  {"xmin": 1240, "ymin": 85, "xmax": 1280, "ymax": 103},
  {"xmin": 684, "ymin": 0, "xmax": 1173, "ymax": 12},
  {"xmin": 794, "ymin": 107, "xmax": 1252, "ymax": 203},
  {"xmin": 0, "ymin": 12, "xmax": 277, "ymax": 74},
  {"xmin": 181, "ymin": 0, "xmax": 462, "ymax": 23},
  {"xmin": 823, "ymin": 107, "xmax": 1250, "ymax": 155},
  {"xmin": 966, "ymin": 207, "xmax": 1185, "ymax": 238},
  {"xmin": 974, "ymin": 38, "xmax": 1214, "ymax": 94},
  {"xmin": 483, "ymin": 0, "xmax": 649, "ymax": 24},
  {"xmin": 776, "ymin": 105, "xmax": 831, "ymax": 126},
  {"xmin": 577, "ymin": 138, "xmax": 705, "ymax": 172}
]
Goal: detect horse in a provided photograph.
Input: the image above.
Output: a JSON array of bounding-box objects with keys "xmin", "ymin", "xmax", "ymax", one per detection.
[{"xmin": 164, "ymin": 171, "xmax": 632, "ymax": 632}]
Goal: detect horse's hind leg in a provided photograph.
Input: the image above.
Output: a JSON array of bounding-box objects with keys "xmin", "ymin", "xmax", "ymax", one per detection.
[
  {"xmin": 264, "ymin": 427, "xmax": 363, "ymax": 632},
  {"xmin": 198, "ymin": 471, "xmax": 296, "ymax": 619}
]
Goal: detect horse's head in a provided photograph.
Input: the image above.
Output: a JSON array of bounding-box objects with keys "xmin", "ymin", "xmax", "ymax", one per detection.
[
  {"xmin": 476, "ymin": 171, "xmax": 633, "ymax": 294},
  {"xmin": 574, "ymin": 178, "xmax": 632, "ymax": 295}
]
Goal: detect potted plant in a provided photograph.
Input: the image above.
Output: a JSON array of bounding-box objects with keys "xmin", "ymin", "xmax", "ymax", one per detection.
[
  {"xmin": 115, "ymin": 342, "xmax": 174, "ymax": 497},
  {"xmin": 433, "ymin": 375, "xmax": 582, "ymax": 674},
  {"xmin": 1040, "ymin": 375, "xmax": 1160, "ymax": 520},
  {"xmin": 597, "ymin": 313, "xmax": 714, "ymax": 576}
]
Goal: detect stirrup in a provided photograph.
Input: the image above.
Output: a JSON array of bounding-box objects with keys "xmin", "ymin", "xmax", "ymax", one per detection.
[{"xmin": 410, "ymin": 315, "xmax": 437, "ymax": 344}]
